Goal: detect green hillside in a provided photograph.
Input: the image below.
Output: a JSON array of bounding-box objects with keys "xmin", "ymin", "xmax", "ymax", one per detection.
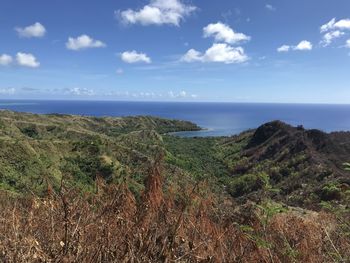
[
  {"xmin": 0, "ymin": 111, "xmax": 349, "ymax": 262},
  {"xmin": 0, "ymin": 110, "xmax": 201, "ymax": 194}
]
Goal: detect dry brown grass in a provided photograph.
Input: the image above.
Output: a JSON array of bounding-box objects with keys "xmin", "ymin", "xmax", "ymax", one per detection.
[{"xmin": 0, "ymin": 162, "xmax": 349, "ymax": 262}]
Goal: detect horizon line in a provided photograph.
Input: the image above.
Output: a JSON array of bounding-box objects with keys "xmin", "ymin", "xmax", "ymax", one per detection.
[{"xmin": 1, "ymin": 98, "xmax": 350, "ymax": 106}]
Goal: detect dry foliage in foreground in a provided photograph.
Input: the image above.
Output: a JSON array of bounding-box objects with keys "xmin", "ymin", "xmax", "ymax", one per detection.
[{"xmin": 0, "ymin": 162, "xmax": 349, "ymax": 262}]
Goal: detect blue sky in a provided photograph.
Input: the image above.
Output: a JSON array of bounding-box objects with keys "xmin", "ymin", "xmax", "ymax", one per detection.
[{"xmin": 1, "ymin": 0, "xmax": 350, "ymax": 103}]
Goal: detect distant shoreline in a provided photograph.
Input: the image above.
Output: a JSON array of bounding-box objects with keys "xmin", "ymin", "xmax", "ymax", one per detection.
[
  {"xmin": 1, "ymin": 98, "xmax": 350, "ymax": 106},
  {"xmin": 1, "ymin": 100, "xmax": 350, "ymax": 136}
]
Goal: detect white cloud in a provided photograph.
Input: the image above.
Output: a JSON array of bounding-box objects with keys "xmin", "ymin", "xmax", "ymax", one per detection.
[
  {"xmin": 320, "ymin": 18, "xmax": 350, "ymax": 48},
  {"xmin": 168, "ymin": 90, "xmax": 196, "ymax": 99},
  {"xmin": 179, "ymin": 90, "xmax": 187, "ymax": 97},
  {"xmin": 321, "ymin": 30, "xmax": 345, "ymax": 46},
  {"xmin": 117, "ymin": 0, "xmax": 196, "ymax": 26},
  {"xmin": 203, "ymin": 22, "xmax": 250, "ymax": 44},
  {"xmin": 68, "ymin": 87, "xmax": 95, "ymax": 96},
  {"xmin": 265, "ymin": 4, "xmax": 276, "ymax": 11},
  {"xmin": 335, "ymin": 19, "xmax": 350, "ymax": 30},
  {"xmin": 66, "ymin": 35, "xmax": 106, "ymax": 50},
  {"xmin": 204, "ymin": 43, "xmax": 248, "ymax": 63},
  {"xmin": 16, "ymin": 52, "xmax": 40, "ymax": 68},
  {"xmin": 321, "ymin": 18, "xmax": 350, "ymax": 32},
  {"xmin": 15, "ymin": 22, "xmax": 46, "ymax": 38},
  {"xmin": 1, "ymin": 53, "xmax": 40, "ymax": 68},
  {"xmin": 181, "ymin": 49, "xmax": 202, "ymax": 62},
  {"xmin": 277, "ymin": 45, "xmax": 290, "ymax": 52},
  {"xmin": 319, "ymin": 18, "xmax": 350, "ymax": 48},
  {"xmin": 121, "ymin": 51, "xmax": 151, "ymax": 63},
  {"xmin": 0, "ymin": 87, "xmax": 15, "ymax": 95},
  {"xmin": 294, "ymin": 40, "xmax": 313, "ymax": 51},
  {"xmin": 104, "ymin": 90, "xmax": 197, "ymax": 100},
  {"xmin": 0, "ymin": 54, "xmax": 13, "ymax": 66},
  {"xmin": 182, "ymin": 43, "xmax": 248, "ymax": 64},
  {"xmin": 321, "ymin": 18, "xmax": 336, "ymax": 33},
  {"xmin": 346, "ymin": 39, "xmax": 350, "ymax": 48},
  {"xmin": 277, "ymin": 41, "xmax": 312, "ymax": 52}
]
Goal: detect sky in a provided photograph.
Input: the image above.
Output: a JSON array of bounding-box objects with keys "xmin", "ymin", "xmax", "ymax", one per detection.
[{"xmin": 0, "ymin": 0, "xmax": 350, "ymax": 103}]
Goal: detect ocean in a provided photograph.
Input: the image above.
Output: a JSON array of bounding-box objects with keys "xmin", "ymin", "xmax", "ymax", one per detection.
[{"xmin": 1, "ymin": 100, "xmax": 350, "ymax": 137}]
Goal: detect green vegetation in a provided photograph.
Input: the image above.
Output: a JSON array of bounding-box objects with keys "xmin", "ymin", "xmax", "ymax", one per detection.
[
  {"xmin": 1, "ymin": 111, "xmax": 349, "ymax": 211},
  {"xmin": 0, "ymin": 110, "xmax": 200, "ymax": 194},
  {"xmin": 1, "ymin": 111, "xmax": 350, "ymax": 262},
  {"xmin": 163, "ymin": 135, "xmax": 229, "ymax": 180},
  {"xmin": 319, "ymin": 183, "xmax": 342, "ymax": 201},
  {"xmin": 343, "ymin": 162, "xmax": 350, "ymax": 171},
  {"xmin": 227, "ymin": 172, "xmax": 267, "ymax": 197}
]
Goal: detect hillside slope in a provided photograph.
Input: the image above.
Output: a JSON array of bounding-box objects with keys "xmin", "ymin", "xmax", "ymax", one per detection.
[
  {"xmin": 0, "ymin": 110, "xmax": 200, "ymax": 194},
  {"xmin": 218, "ymin": 121, "xmax": 350, "ymax": 208},
  {"xmin": 0, "ymin": 111, "xmax": 349, "ymax": 262}
]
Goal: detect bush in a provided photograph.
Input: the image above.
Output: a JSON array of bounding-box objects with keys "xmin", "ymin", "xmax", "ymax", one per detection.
[
  {"xmin": 20, "ymin": 126, "xmax": 39, "ymax": 138},
  {"xmin": 228, "ymin": 173, "xmax": 267, "ymax": 197},
  {"xmin": 319, "ymin": 183, "xmax": 342, "ymax": 201}
]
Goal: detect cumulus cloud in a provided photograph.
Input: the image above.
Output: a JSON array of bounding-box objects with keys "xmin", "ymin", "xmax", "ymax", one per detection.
[
  {"xmin": 0, "ymin": 87, "xmax": 15, "ymax": 95},
  {"xmin": 204, "ymin": 44, "xmax": 248, "ymax": 63},
  {"xmin": 203, "ymin": 22, "xmax": 250, "ymax": 44},
  {"xmin": 320, "ymin": 18, "xmax": 350, "ymax": 33},
  {"xmin": 321, "ymin": 18, "xmax": 336, "ymax": 33},
  {"xmin": 66, "ymin": 35, "xmax": 106, "ymax": 50},
  {"xmin": 181, "ymin": 49, "xmax": 203, "ymax": 62},
  {"xmin": 117, "ymin": 0, "xmax": 196, "ymax": 26},
  {"xmin": 121, "ymin": 51, "xmax": 151, "ymax": 63},
  {"xmin": 182, "ymin": 43, "xmax": 248, "ymax": 64},
  {"xmin": 346, "ymin": 39, "xmax": 350, "ymax": 48},
  {"xmin": 277, "ymin": 45, "xmax": 290, "ymax": 52},
  {"xmin": 294, "ymin": 40, "xmax": 313, "ymax": 51},
  {"xmin": 319, "ymin": 18, "xmax": 350, "ymax": 48},
  {"xmin": 16, "ymin": 52, "xmax": 40, "ymax": 68},
  {"xmin": 277, "ymin": 40, "xmax": 312, "ymax": 52},
  {"xmin": 0, "ymin": 54, "xmax": 13, "ymax": 66},
  {"xmin": 321, "ymin": 30, "xmax": 345, "ymax": 46},
  {"xmin": 1, "ymin": 53, "xmax": 40, "ymax": 68},
  {"xmin": 265, "ymin": 4, "xmax": 276, "ymax": 11},
  {"xmin": 15, "ymin": 22, "xmax": 46, "ymax": 38}
]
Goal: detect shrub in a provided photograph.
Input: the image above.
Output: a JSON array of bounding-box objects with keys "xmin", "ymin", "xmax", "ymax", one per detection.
[
  {"xmin": 228, "ymin": 173, "xmax": 267, "ymax": 197},
  {"xmin": 20, "ymin": 126, "xmax": 39, "ymax": 138},
  {"xmin": 319, "ymin": 183, "xmax": 342, "ymax": 201}
]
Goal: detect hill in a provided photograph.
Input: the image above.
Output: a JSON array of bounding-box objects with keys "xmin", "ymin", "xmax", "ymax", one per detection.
[
  {"xmin": 217, "ymin": 121, "xmax": 350, "ymax": 209},
  {"xmin": 0, "ymin": 111, "xmax": 349, "ymax": 262},
  {"xmin": 0, "ymin": 110, "xmax": 200, "ymax": 194}
]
